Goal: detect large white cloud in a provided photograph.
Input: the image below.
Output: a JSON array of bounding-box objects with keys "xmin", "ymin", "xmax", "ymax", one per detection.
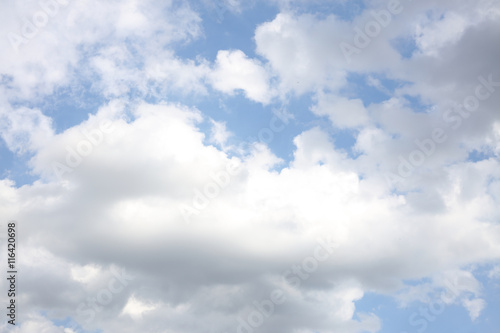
[{"xmin": 1, "ymin": 99, "xmax": 500, "ymax": 332}]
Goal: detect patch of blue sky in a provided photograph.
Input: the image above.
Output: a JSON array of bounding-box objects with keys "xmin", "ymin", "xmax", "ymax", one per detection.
[
  {"xmin": 42, "ymin": 87, "xmax": 106, "ymax": 134},
  {"xmin": 0, "ymin": 141, "xmax": 37, "ymax": 187},
  {"xmin": 146, "ymin": 79, "xmax": 359, "ymax": 170},
  {"xmin": 179, "ymin": 0, "xmax": 365, "ymax": 64},
  {"xmin": 194, "ymin": 89, "xmax": 312, "ymax": 165},
  {"xmin": 412, "ymin": 303, "xmax": 479, "ymax": 333},
  {"xmin": 177, "ymin": 1, "xmax": 278, "ymax": 62},
  {"xmin": 354, "ymin": 292, "xmax": 411, "ymax": 332},
  {"xmin": 391, "ymin": 35, "xmax": 418, "ymax": 59},
  {"xmin": 1, "ymin": 73, "xmax": 14, "ymax": 87},
  {"xmin": 330, "ymin": 127, "xmax": 359, "ymax": 158},
  {"xmin": 6, "ymin": 81, "xmax": 106, "ymax": 135},
  {"xmin": 0, "ymin": 83, "xmax": 107, "ymax": 187},
  {"xmin": 461, "ymin": 264, "xmax": 500, "ymax": 332},
  {"xmin": 307, "ymin": 113, "xmax": 360, "ymax": 159},
  {"xmin": 274, "ymin": 91, "xmax": 327, "ymax": 161},
  {"xmin": 341, "ymin": 72, "xmax": 403, "ymax": 106},
  {"xmin": 355, "ymin": 279, "xmax": 499, "ymax": 333},
  {"xmin": 284, "ymin": 0, "xmax": 365, "ymax": 21},
  {"xmin": 190, "ymin": 84, "xmax": 360, "ymax": 171},
  {"xmin": 264, "ymin": 91, "xmax": 362, "ymax": 164},
  {"xmin": 196, "ymin": 88, "xmax": 361, "ymax": 164},
  {"xmin": 475, "ymin": 284, "xmax": 500, "ymax": 333},
  {"xmin": 420, "ymin": 270, "xmax": 500, "ymax": 333},
  {"xmin": 0, "ymin": 155, "xmax": 37, "ymax": 187},
  {"xmin": 467, "ymin": 149, "xmax": 495, "ymax": 163},
  {"xmin": 401, "ymin": 93, "xmax": 433, "ymax": 113}
]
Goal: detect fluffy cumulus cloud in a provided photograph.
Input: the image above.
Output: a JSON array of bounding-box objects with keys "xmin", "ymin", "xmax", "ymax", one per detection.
[
  {"xmin": 1, "ymin": 0, "xmax": 500, "ymax": 332},
  {"xmin": 210, "ymin": 50, "xmax": 275, "ymax": 104}
]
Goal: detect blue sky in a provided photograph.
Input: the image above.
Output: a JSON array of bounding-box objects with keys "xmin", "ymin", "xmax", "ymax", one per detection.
[{"xmin": 1, "ymin": 0, "xmax": 500, "ymax": 333}]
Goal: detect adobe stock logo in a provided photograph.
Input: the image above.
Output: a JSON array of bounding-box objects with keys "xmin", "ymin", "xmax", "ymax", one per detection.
[
  {"xmin": 340, "ymin": 0, "xmax": 410, "ymax": 63},
  {"xmin": 55, "ymin": 266, "xmax": 135, "ymax": 333},
  {"xmin": 6, "ymin": 0, "xmax": 72, "ymax": 52},
  {"xmin": 400, "ymin": 275, "xmax": 479, "ymax": 333},
  {"xmin": 236, "ymin": 237, "xmax": 338, "ymax": 333},
  {"xmin": 213, "ymin": 0, "xmax": 229, "ymax": 23},
  {"xmin": 179, "ymin": 112, "xmax": 289, "ymax": 224},
  {"xmin": 179, "ymin": 159, "xmax": 242, "ymax": 224},
  {"xmin": 76, "ymin": 266, "xmax": 135, "ymax": 324},
  {"xmin": 385, "ymin": 74, "xmax": 500, "ymax": 185},
  {"xmin": 51, "ymin": 119, "xmax": 115, "ymax": 180}
]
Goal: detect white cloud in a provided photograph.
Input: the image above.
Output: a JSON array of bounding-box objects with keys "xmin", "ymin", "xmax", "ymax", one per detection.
[
  {"xmin": 7, "ymin": 314, "xmax": 67, "ymax": 333},
  {"xmin": 311, "ymin": 93, "xmax": 370, "ymax": 129},
  {"xmin": 0, "ymin": 0, "xmax": 203, "ymax": 100},
  {"xmin": 70, "ymin": 264, "xmax": 101, "ymax": 284},
  {"xmin": 462, "ymin": 298, "xmax": 486, "ymax": 320},
  {"xmin": 209, "ymin": 49, "xmax": 275, "ymax": 104},
  {"xmin": 254, "ymin": 13, "xmax": 351, "ymax": 96},
  {"xmin": 414, "ymin": 11, "xmax": 468, "ymax": 56},
  {"xmin": 1, "ymin": 99, "xmax": 499, "ymax": 331},
  {"xmin": 2, "ymin": 0, "xmax": 500, "ymax": 332},
  {"xmin": 0, "ymin": 105, "xmax": 54, "ymax": 155},
  {"xmin": 208, "ymin": 119, "xmax": 233, "ymax": 149},
  {"xmin": 144, "ymin": 52, "xmax": 210, "ymax": 96},
  {"xmin": 121, "ymin": 295, "xmax": 158, "ymax": 321},
  {"xmin": 396, "ymin": 269, "xmax": 485, "ymax": 312}
]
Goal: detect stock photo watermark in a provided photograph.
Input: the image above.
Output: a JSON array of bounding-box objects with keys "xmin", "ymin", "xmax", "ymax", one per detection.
[
  {"xmin": 340, "ymin": 0, "xmax": 411, "ymax": 63},
  {"xmin": 214, "ymin": 0, "xmax": 229, "ymax": 23},
  {"xmin": 60, "ymin": 266, "xmax": 135, "ymax": 333},
  {"xmin": 6, "ymin": 0, "xmax": 72, "ymax": 52},
  {"xmin": 4, "ymin": 221, "xmax": 18, "ymax": 326},
  {"xmin": 179, "ymin": 158, "xmax": 242, "ymax": 224},
  {"xmin": 385, "ymin": 73, "xmax": 500, "ymax": 185},
  {"xmin": 50, "ymin": 115, "xmax": 129, "ymax": 181},
  {"xmin": 401, "ymin": 275, "xmax": 479, "ymax": 333},
  {"xmin": 236, "ymin": 237, "xmax": 338, "ymax": 333},
  {"xmin": 179, "ymin": 112, "xmax": 290, "ymax": 224}
]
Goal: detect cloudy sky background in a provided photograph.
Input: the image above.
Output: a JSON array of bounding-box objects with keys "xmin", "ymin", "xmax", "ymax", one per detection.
[{"xmin": 1, "ymin": 0, "xmax": 500, "ymax": 332}]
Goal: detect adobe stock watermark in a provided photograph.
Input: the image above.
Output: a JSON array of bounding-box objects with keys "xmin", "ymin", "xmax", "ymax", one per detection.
[
  {"xmin": 179, "ymin": 113, "xmax": 290, "ymax": 224},
  {"xmin": 179, "ymin": 158, "xmax": 242, "ymax": 224},
  {"xmin": 340, "ymin": 0, "xmax": 410, "ymax": 63},
  {"xmin": 62, "ymin": 266, "xmax": 135, "ymax": 333},
  {"xmin": 401, "ymin": 275, "xmax": 479, "ymax": 333},
  {"xmin": 6, "ymin": 0, "xmax": 72, "ymax": 52},
  {"xmin": 385, "ymin": 74, "xmax": 500, "ymax": 185},
  {"xmin": 51, "ymin": 116, "xmax": 125, "ymax": 181},
  {"xmin": 236, "ymin": 237, "xmax": 338, "ymax": 333},
  {"xmin": 213, "ymin": 0, "xmax": 229, "ymax": 23}
]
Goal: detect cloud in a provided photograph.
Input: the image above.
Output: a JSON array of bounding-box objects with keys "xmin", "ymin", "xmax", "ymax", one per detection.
[
  {"xmin": 462, "ymin": 298, "xmax": 486, "ymax": 320},
  {"xmin": 0, "ymin": 0, "xmax": 203, "ymax": 100},
  {"xmin": 0, "ymin": 104, "xmax": 55, "ymax": 155},
  {"xmin": 209, "ymin": 49, "xmax": 275, "ymax": 104},
  {"xmin": 2, "ymin": 0, "xmax": 500, "ymax": 332},
  {"xmin": 254, "ymin": 12, "xmax": 351, "ymax": 95},
  {"xmin": 414, "ymin": 11, "xmax": 470, "ymax": 57},
  {"xmin": 120, "ymin": 295, "xmax": 158, "ymax": 321},
  {"xmin": 208, "ymin": 119, "xmax": 233, "ymax": 149},
  {"xmin": 1, "ymin": 99, "xmax": 499, "ymax": 331},
  {"xmin": 6, "ymin": 313, "xmax": 67, "ymax": 333},
  {"xmin": 311, "ymin": 94, "xmax": 370, "ymax": 129}
]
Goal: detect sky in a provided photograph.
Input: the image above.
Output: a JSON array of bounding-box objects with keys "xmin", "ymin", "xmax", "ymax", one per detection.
[{"xmin": 1, "ymin": 0, "xmax": 500, "ymax": 332}]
